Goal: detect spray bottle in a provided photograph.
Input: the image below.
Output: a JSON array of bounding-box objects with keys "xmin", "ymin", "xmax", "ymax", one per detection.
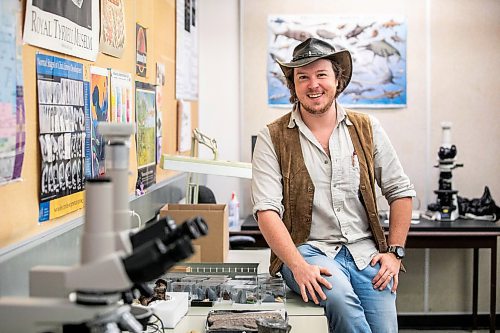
[{"xmin": 228, "ymin": 192, "xmax": 240, "ymax": 229}]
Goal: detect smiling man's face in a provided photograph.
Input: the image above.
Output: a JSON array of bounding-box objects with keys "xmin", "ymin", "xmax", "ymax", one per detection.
[{"xmin": 294, "ymin": 59, "xmax": 338, "ymax": 116}]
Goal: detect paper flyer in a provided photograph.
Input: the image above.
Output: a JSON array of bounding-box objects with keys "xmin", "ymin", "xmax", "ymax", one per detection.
[
  {"xmin": 177, "ymin": 100, "xmax": 191, "ymax": 153},
  {"xmin": 110, "ymin": 69, "xmax": 132, "ymax": 123},
  {"xmin": 24, "ymin": 0, "xmax": 100, "ymax": 61},
  {"xmin": 175, "ymin": 0, "xmax": 198, "ymax": 100},
  {"xmin": 36, "ymin": 54, "xmax": 86, "ymax": 222}
]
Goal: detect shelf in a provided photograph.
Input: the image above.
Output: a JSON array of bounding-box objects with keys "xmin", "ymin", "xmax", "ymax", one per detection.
[{"xmin": 162, "ymin": 154, "xmax": 252, "ymax": 179}]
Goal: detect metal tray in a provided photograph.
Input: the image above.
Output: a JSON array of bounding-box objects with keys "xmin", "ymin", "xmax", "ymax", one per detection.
[{"xmin": 205, "ymin": 309, "xmax": 286, "ymax": 333}]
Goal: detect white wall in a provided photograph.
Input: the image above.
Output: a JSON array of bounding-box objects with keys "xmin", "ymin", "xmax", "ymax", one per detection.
[
  {"xmin": 198, "ymin": 0, "xmax": 500, "ymax": 313},
  {"xmin": 198, "ymin": 0, "xmax": 243, "ymax": 206}
]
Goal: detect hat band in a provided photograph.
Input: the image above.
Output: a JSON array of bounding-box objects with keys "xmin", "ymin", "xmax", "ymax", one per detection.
[{"xmin": 292, "ymin": 51, "xmax": 329, "ymax": 62}]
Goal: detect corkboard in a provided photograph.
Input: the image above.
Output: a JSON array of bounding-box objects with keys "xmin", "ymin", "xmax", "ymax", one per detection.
[{"xmin": 0, "ymin": 0, "xmax": 198, "ymax": 248}]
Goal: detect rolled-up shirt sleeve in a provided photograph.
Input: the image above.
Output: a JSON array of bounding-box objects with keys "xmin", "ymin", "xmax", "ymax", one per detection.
[
  {"xmin": 251, "ymin": 127, "xmax": 285, "ymax": 220},
  {"xmin": 371, "ymin": 115, "xmax": 416, "ymax": 204}
]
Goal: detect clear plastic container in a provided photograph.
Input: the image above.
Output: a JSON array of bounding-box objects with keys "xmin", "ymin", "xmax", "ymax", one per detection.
[
  {"xmin": 171, "ymin": 281, "xmax": 195, "ymax": 299},
  {"xmin": 231, "ymin": 284, "xmax": 259, "ymax": 304}
]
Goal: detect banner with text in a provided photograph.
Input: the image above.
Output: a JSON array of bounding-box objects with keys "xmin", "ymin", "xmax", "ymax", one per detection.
[{"xmin": 24, "ymin": 0, "xmax": 99, "ymax": 61}]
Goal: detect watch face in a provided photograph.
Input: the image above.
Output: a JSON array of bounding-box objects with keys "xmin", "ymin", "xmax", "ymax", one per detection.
[{"xmin": 396, "ymin": 247, "xmax": 405, "ymax": 258}]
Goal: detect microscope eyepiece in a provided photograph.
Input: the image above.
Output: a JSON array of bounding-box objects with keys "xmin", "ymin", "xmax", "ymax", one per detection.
[
  {"xmin": 438, "ymin": 145, "xmax": 457, "ymax": 160},
  {"xmin": 130, "ymin": 216, "xmax": 208, "ymax": 249}
]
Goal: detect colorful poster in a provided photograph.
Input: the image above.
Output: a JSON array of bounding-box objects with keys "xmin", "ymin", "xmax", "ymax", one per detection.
[
  {"xmin": 110, "ymin": 69, "xmax": 132, "ymax": 123},
  {"xmin": 23, "ymin": 0, "xmax": 100, "ymax": 61},
  {"xmin": 175, "ymin": 0, "xmax": 198, "ymax": 100},
  {"xmin": 0, "ymin": 0, "xmax": 25, "ymax": 185},
  {"xmin": 135, "ymin": 82, "xmax": 156, "ymax": 191},
  {"xmin": 100, "ymin": 0, "xmax": 126, "ymax": 58},
  {"xmin": 89, "ymin": 66, "xmax": 109, "ymax": 178},
  {"xmin": 136, "ymin": 23, "xmax": 147, "ymax": 77},
  {"xmin": 267, "ymin": 15, "xmax": 407, "ymax": 109},
  {"xmin": 36, "ymin": 54, "xmax": 86, "ymax": 222}
]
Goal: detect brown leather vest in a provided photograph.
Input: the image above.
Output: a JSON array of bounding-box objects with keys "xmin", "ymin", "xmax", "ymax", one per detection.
[{"xmin": 266, "ymin": 110, "xmax": 388, "ymax": 276}]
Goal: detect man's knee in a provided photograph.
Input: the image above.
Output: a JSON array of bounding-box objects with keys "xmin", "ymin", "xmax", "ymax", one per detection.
[{"xmin": 321, "ymin": 281, "xmax": 359, "ymax": 314}]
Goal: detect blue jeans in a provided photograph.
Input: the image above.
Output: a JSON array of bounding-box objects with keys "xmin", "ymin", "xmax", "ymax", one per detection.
[{"xmin": 280, "ymin": 244, "xmax": 397, "ymax": 333}]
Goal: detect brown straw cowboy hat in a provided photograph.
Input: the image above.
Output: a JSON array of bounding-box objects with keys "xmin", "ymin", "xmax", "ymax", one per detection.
[{"xmin": 276, "ymin": 37, "xmax": 353, "ymax": 94}]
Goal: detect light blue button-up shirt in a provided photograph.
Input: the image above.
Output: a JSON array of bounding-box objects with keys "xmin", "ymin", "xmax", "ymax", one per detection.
[{"xmin": 252, "ymin": 103, "xmax": 416, "ymax": 270}]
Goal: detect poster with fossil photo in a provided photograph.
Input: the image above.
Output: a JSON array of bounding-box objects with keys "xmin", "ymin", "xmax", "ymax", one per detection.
[
  {"xmin": 267, "ymin": 15, "xmax": 407, "ymax": 108},
  {"xmin": 100, "ymin": 0, "xmax": 126, "ymax": 58},
  {"xmin": 36, "ymin": 54, "xmax": 87, "ymax": 222}
]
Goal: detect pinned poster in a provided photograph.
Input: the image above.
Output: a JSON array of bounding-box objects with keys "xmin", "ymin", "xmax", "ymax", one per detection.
[
  {"xmin": 24, "ymin": 0, "xmax": 100, "ymax": 61},
  {"xmin": 135, "ymin": 81, "xmax": 156, "ymax": 192},
  {"xmin": 156, "ymin": 62, "xmax": 166, "ymax": 86},
  {"xmin": 136, "ymin": 23, "xmax": 147, "ymax": 77},
  {"xmin": 177, "ymin": 100, "xmax": 191, "ymax": 153},
  {"xmin": 0, "ymin": 0, "xmax": 25, "ymax": 186},
  {"xmin": 36, "ymin": 54, "xmax": 86, "ymax": 222},
  {"xmin": 110, "ymin": 69, "xmax": 132, "ymax": 123},
  {"xmin": 89, "ymin": 66, "xmax": 109, "ymax": 178},
  {"xmin": 175, "ymin": 0, "xmax": 198, "ymax": 100},
  {"xmin": 100, "ymin": 0, "xmax": 126, "ymax": 58}
]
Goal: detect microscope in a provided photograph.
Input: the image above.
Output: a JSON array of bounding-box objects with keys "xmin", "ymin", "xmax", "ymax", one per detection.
[
  {"xmin": 426, "ymin": 122, "xmax": 463, "ymax": 221},
  {"xmin": 0, "ymin": 123, "xmax": 207, "ymax": 332}
]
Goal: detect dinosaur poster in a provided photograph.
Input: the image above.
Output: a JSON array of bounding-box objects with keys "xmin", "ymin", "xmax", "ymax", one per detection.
[{"xmin": 267, "ymin": 15, "xmax": 407, "ymax": 109}]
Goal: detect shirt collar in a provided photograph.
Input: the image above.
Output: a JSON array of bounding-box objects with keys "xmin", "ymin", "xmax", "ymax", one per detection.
[{"xmin": 288, "ymin": 102, "xmax": 352, "ymax": 128}]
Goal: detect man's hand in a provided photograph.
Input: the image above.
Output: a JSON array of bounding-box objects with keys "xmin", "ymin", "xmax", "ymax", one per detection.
[
  {"xmin": 370, "ymin": 252, "xmax": 401, "ymax": 293},
  {"xmin": 291, "ymin": 262, "xmax": 332, "ymax": 304}
]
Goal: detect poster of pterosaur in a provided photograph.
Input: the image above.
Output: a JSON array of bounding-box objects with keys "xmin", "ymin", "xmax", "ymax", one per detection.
[{"xmin": 267, "ymin": 15, "xmax": 407, "ymax": 109}]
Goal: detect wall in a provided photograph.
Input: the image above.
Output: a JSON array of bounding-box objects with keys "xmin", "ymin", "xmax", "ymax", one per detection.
[
  {"xmin": 198, "ymin": 0, "xmax": 243, "ymax": 206},
  {"xmin": 0, "ymin": 0, "xmax": 198, "ymax": 250},
  {"xmin": 198, "ymin": 0, "xmax": 500, "ymax": 314}
]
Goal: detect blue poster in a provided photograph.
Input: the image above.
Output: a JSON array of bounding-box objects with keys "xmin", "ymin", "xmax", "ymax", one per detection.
[
  {"xmin": 267, "ymin": 15, "xmax": 407, "ymax": 109},
  {"xmin": 36, "ymin": 54, "xmax": 86, "ymax": 222}
]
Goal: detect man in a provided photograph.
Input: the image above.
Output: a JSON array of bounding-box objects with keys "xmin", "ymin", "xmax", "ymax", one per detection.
[{"xmin": 252, "ymin": 38, "xmax": 415, "ymax": 333}]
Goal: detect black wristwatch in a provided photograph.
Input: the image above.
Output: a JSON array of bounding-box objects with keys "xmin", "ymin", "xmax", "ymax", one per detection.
[{"xmin": 387, "ymin": 245, "xmax": 405, "ymax": 259}]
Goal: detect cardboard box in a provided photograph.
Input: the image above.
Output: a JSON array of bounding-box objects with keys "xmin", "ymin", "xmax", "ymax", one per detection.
[
  {"xmin": 182, "ymin": 244, "xmax": 201, "ymax": 263},
  {"xmin": 160, "ymin": 204, "xmax": 228, "ymax": 263}
]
